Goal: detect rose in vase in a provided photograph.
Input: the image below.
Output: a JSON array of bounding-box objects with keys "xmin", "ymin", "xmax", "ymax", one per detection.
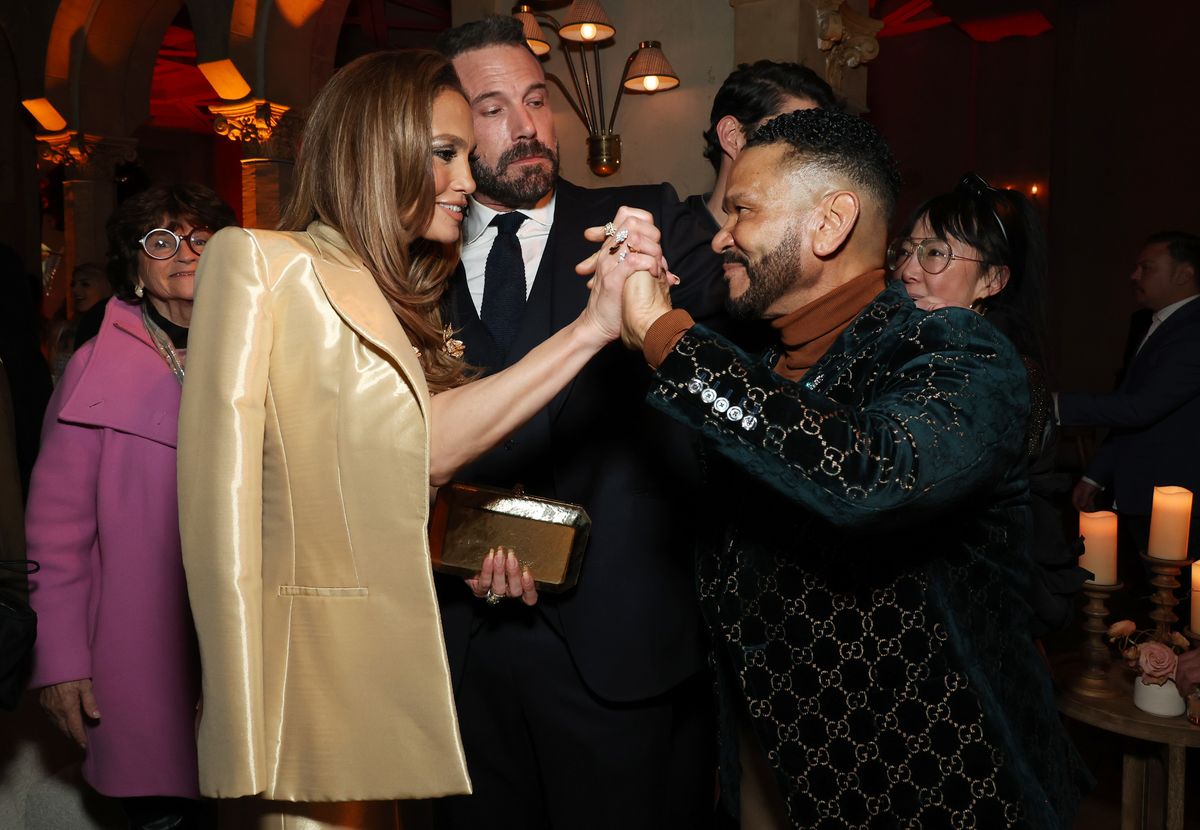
[{"xmin": 1137, "ymin": 641, "xmax": 1178, "ymax": 687}]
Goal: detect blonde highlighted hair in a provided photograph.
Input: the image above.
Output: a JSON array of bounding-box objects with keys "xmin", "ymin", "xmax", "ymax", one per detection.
[{"xmin": 280, "ymin": 49, "xmax": 469, "ymax": 393}]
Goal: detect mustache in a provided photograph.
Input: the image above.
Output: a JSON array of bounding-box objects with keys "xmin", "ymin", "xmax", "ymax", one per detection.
[
  {"xmin": 497, "ymin": 139, "xmax": 556, "ymax": 171},
  {"xmin": 723, "ymin": 250, "xmax": 749, "ymax": 267}
]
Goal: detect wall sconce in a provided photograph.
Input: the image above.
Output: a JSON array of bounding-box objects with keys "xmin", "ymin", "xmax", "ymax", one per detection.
[{"xmin": 513, "ymin": 2, "xmax": 679, "ymax": 176}]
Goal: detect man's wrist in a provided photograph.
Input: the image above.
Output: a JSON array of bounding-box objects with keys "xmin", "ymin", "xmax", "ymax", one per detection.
[{"xmin": 641, "ymin": 309, "xmax": 695, "ymax": 368}]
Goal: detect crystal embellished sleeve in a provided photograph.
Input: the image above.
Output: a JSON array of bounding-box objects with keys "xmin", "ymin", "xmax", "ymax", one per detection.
[{"xmin": 647, "ymin": 314, "xmax": 1030, "ymax": 531}]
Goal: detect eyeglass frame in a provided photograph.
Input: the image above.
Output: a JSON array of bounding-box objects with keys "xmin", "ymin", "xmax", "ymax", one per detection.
[
  {"xmin": 137, "ymin": 226, "xmax": 213, "ymax": 260},
  {"xmin": 887, "ymin": 237, "xmax": 986, "ymax": 276},
  {"xmin": 956, "ymin": 173, "xmax": 1009, "ymax": 247}
]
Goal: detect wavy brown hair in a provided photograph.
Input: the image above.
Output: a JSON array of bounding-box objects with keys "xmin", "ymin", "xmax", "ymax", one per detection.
[{"xmin": 279, "ymin": 49, "xmax": 469, "ymax": 393}]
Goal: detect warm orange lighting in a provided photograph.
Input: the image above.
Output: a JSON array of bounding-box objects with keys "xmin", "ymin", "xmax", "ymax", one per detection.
[
  {"xmin": 1030, "ymin": 184, "xmax": 1040, "ymax": 195},
  {"xmin": 274, "ymin": 0, "xmax": 322, "ymax": 27},
  {"xmin": 198, "ymin": 59, "xmax": 252, "ymax": 101},
  {"xmin": 22, "ymin": 98, "xmax": 67, "ymax": 132},
  {"xmin": 642, "ymin": 75, "xmax": 660, "ymax": 91},
  {"xmin": 580, "ymin": 22, "xmax": 597, "ymax": 40}
]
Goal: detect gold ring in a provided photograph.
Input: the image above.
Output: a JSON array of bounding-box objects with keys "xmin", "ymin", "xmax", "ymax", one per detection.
[{"xmin": 485, "ymin": 590, "xmax": 502, "ymax": 606}]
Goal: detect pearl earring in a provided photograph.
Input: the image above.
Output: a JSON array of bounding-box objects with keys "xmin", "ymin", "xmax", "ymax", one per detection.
[{"xmin": 134, "ymin": 283, "xmax": 144, "ymax": 298}]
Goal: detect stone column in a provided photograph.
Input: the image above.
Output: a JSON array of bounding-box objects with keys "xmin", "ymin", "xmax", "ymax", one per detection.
[
  {"xmin": 210, "ymin": 99, "xmax": 300, "ymax": 230},
  {"xmin": 729, "ymin": 0, "xmax": 882, "ymax": 112},
  {"xmin": 36, "ymin": 132, "xmax": 137, "ymax": 316}
]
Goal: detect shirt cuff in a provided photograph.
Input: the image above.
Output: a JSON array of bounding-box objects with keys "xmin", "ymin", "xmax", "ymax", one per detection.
[
  {"xmin": 642, "ymin": 309, "xmax": 695, "ymax": 369},
  {"xmin": 1081, "ymin": 476, "xmax": 1104, "ymax": 490}
]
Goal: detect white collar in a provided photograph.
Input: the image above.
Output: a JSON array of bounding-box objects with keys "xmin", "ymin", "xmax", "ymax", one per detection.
[
  {"xmin": 463, "ymin": 193, "xmax": 557, "ymax": 246},
  {"xmin": 1152, "ymin": 293, "xmax": 1200, "ymax": 324}
]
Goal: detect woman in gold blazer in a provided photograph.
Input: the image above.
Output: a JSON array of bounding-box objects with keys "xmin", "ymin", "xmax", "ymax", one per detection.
[{"xmin": 177, "ymin": 51, "xmax": 667, "ymax": 828}]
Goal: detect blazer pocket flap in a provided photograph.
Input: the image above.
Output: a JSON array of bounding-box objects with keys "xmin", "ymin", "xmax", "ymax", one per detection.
[{"xmin": 278, "ymin": 585, "xmax": 369, "ymax": 598}]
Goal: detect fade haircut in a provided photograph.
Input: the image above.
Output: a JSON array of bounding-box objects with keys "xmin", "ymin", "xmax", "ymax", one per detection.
[
  {"xmin": 1145, "ymin": 230, "xmax": 1200, "ymax": 285},
  {"xmin": 702, "ymin": 60, "xmax": 841, "ymax": 173},
  {"xmin": 746, "ymin": 108, "xmax": 901, "ymax": 220},
  {"xmin": 436, "ymin": 15, "xmax": 530, "ymax": 59}
]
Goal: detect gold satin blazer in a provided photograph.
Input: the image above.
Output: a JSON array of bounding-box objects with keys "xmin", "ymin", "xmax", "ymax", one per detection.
[{"xmin": 177, "ymin": 222, "xmax": 470, "ymax": 801}]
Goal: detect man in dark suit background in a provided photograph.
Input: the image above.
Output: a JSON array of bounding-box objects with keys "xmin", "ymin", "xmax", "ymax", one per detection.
[
  {"xmin": 433, "ymin": 17, "xmax": 724, "ymax": 829},
  {"xmin": 1060, "ymin": 231, "xmax": 1200, "ymax": 554}
]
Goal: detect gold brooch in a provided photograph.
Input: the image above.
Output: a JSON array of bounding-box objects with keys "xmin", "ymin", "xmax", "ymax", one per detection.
[{"xmin": 443, "ymin": 325, "xmax": 465, "ymax": 359}]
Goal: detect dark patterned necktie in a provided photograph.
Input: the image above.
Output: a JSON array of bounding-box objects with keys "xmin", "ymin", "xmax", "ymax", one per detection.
[{"xmin": 481, "ymin": 211, "xmax": 528, "ymax": 351}]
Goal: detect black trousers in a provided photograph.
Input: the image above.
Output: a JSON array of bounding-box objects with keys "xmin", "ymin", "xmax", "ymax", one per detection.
[{"xmin": 434, "ymin": 605, "xmax": 716, "ymax": 830}]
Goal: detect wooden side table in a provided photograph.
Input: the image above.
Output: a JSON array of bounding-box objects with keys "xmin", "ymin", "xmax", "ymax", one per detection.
[{"xmin": 1056, "ymin": 660, "xmax": 1200, "ymax": 830}]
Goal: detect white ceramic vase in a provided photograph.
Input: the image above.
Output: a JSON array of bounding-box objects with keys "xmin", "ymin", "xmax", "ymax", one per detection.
[{"xmin": 1133, "ymin": 676, "xmax": 1186, "ymax": 717}]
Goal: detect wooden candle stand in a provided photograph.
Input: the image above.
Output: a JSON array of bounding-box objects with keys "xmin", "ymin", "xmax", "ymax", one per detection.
[
  {"xmin": 1070, "ymin": 581, "xmax": 1124, "ymax": 699},
  {"xmin": 1141, "ymin": 553, "xmax": 1194, "ymax": 644}
]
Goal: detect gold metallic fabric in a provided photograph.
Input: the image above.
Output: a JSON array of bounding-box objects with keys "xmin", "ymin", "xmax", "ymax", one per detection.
[
  {"xmin": 429, "ymin": 483, "xmax": 591, "ymax": 592},
  {"xmin": 178, "ymin": 223, "xmax": 470, "ymax": 801}
]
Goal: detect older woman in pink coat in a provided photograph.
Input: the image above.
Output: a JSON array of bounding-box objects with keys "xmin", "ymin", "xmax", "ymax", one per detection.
[{"xmin": 26, "ymin": 183, "xmax": 234, "ymax": 830}]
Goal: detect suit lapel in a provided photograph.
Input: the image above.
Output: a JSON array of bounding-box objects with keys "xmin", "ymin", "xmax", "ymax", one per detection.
[
  {"xmin": 446, "ymin": 263, "xmax": 506, "ymax": 374},
  {"xmin": 1127, "ymin": 296, "xmax": 1200, "ymax": 383},
  {"xmin": 306, "ymin": 223, "xmax": 430, "ymax": 423}
]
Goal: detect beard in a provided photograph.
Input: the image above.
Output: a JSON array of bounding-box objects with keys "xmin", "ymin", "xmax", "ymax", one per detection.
[
  {"xmin": 470, "ymin": 139, "xmax": 560, "ymax": 209},
  {"xmin": 725, "ymin": 227, "xmax": 804, "ymax": 320}
]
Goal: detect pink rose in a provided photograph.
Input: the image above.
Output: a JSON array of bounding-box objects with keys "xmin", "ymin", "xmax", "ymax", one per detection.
[
  {"xmin": 1108, "ymin": 620, "xmax": 1136, "ymax": 640},
  {"xmin": 1138, "ymin": 641, "xmax": 1178, "ymax": 686}
]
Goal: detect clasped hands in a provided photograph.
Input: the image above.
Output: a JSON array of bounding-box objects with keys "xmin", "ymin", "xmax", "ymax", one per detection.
[{"xmin": 574, "ymin": 206, "xmax": 678, "ymax": 351}]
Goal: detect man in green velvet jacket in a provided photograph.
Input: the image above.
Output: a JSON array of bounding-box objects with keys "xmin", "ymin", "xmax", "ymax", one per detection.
[{"xmin": 618, "ymin": 109, "xmax": 1090, "ymax": 828}]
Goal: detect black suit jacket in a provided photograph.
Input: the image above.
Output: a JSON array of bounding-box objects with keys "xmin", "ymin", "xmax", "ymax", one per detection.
[
  {"xmin": 1059, "ymin": 296, "xmax": 1200, "ymax": 516},
  {"xmin": 437, "ymin": 178, "xmax": 724, "ymax": 702}
]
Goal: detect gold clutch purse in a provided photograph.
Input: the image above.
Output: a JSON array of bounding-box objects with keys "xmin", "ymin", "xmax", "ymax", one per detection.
[{"xmin": 430, "ymin": 482, "xmax": 591, "ymax": 593}]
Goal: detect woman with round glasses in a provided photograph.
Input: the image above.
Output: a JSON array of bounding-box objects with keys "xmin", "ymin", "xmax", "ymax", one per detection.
[
  {"xmin": 26, "ymin": 182, "xmax": 235, "ymax": 829},
  {"xmin": 890, "ymin": 174, "xmax": 1088, "ymax": 639}
]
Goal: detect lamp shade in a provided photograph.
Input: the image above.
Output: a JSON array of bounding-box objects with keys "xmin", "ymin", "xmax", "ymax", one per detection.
[
  {"xmin": 622, "ymin": 41, "xmax": 679, "ymax": 92},
  {"xmin": 559, "ymin": 0, "xmax": 616, "ymax": 42},
  {"xmin": 513, "ymin": 6, "xmax": 551, "ymax": 55}
]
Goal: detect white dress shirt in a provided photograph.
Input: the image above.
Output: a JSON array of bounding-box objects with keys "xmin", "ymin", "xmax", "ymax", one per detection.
[{"xmin": 459, "ymin": 195, "xmax": 557, "ymax": 317}]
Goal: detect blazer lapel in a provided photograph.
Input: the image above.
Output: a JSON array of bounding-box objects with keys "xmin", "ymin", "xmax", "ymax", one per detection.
[
  {"xmin": 306, "ymin": 222, "xmax": 431, "ymax": 422},
  {"xmin": 1126, "ymin": 296, "xmax": 1200, "ymax": 382},
  {"xmin": 446, "ymin": 263, "xmax": 507, "ymax": 374}
]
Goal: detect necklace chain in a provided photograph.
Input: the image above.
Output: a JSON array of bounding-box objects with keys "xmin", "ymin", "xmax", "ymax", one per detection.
[{"xmin": 141, "ymin": 304, "xmax": 185, "ymax": 385}]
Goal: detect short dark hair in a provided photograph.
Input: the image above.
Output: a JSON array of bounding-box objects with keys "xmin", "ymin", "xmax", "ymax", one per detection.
[
  {"xmin": 436, "ymin": 15, "xmax": 529, "ymax": 59},
  {"xmin": 746, "ymin": 108, "xmax": 901, "ymax": 220},
  {"xmin": 702, "ymin": 60, "xmax": 841, "ymax": 174},
  {"xmin": 903, "ymin": 177, "xmax": 1048, "ymax": 364},
  {"xmin": 106, "ymin": 182, "xmax": 236, "ymax": 303},
  {"xmin": 1145, "ymin": 230, "xmax": 1200, "ymax": 283}
]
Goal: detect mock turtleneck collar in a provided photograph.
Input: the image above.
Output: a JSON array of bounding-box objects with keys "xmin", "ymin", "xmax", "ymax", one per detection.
[{"xmin": 770, "ymin": 269, "xmax": 886, "ymax": 380}]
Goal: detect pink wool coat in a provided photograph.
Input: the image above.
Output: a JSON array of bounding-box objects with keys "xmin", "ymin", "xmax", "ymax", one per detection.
[{"xmin": 26, "ymin": 298, "xmax": 201, "ymax": 798}]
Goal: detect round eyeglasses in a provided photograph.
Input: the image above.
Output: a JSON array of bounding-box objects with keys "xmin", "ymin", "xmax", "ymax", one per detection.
[
  {"xmin": 887, "ymin": 238, "xmax": 984, "ymax": 276},
  {"xmin": 138, "ymin": 227, "xmax": 213, "ymax": 260}
]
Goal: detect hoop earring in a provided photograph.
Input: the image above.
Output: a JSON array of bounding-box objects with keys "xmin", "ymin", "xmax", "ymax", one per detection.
[{"xmin": 970, "ymin": 299, "xmax": 987, "ymax": 316}]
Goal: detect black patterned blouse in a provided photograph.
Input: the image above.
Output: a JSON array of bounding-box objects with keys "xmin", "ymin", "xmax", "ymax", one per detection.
[{"xmin": 648, "ymin": 281, "xmax": 1091, "ymax": 828}]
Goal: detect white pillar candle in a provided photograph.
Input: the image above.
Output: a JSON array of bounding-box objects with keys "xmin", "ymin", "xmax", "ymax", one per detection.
[
  {"xmin": 1148, "ymin": 486, "xmax": 1193, "ymax": 560},
  {"xmin": 1079, "ymin": 510, "xmax": 1118, "ymax": 585}
]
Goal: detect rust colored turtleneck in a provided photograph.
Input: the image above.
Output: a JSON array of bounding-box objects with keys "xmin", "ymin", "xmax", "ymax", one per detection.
[
  {"xmin": 769, "ymin": 269, "xmax": 885, "ymax": 380},
  {"xmin": 642, "ymin": 269, "xmax": 887, "ymax": 379}
]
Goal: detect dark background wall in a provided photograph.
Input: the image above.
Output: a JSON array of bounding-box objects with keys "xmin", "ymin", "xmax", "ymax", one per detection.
[{"xmin": 868, "ymin": 0, "xmax": 1200, "ymax": 393}]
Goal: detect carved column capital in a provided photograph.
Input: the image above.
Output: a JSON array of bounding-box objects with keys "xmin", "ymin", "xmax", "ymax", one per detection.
[
  {"xmin": 210, "ymin": 99, "xmax": 300, "ymax": 161},
  {"xmin": 37, "ymin": 132, "xmax": 138, "ymax": 179},
  {"xmin": 810, "ymin": 0, "xmax": 883, "ymax": 93}
]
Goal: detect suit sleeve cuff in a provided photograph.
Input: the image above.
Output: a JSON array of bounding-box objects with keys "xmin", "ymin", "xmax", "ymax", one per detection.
[{"xmin": 642, "ymin": 309, "xmax": 695, "ymax": 368}]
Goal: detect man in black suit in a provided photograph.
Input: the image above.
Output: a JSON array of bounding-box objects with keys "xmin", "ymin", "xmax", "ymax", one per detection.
[
  {"xmin": 432, "ymin": 17, "xmax": 723, "ymax": 830},
  {"xmin": 1061, "ymin": 231, "xmax": 1200, "ymax": 554}
]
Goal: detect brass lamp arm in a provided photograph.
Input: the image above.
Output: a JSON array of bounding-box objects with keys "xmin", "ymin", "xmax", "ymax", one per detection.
[{"xmin": 606, "ymin": 50, "xmax": 639, "ymax": 134}]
